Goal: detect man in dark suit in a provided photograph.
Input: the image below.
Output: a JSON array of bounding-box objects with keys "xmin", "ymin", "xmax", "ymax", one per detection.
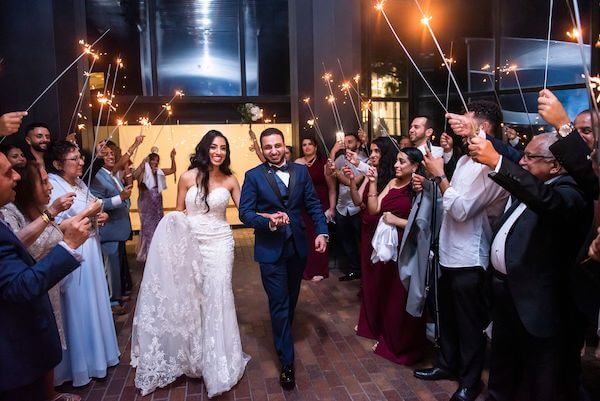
[
  {"xmin": 468, "ymin": 129, "xmax": 593, "ymax": 401},
  {"xmin": 90, "ymin": 145, "xmax": 133, "ymax": 312},
  {"xmin": 0, "ymin": 152, "xmax": 91, "ymax": 401},
  {"xmin": 239, "ymin": 128, "xmax": 328, "ymax": 390}
]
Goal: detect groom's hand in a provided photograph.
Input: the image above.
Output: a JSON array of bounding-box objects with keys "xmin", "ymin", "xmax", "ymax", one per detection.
[{"xmin": 315, "ymin": 234, "xmax": 327, "ymax": 253}]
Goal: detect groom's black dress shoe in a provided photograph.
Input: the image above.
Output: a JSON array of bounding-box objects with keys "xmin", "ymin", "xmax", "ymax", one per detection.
[
  {"xmin": 413, "ymin": 367, "xmax": 458, "ymax": 381},
  {"xmin": 449, "ymin": 382, "xmax": 482, "ymax": 401},
  {"xmin": 339, "ymin": 272, "xmax": 361, "ymax": 281},
  {"xmin": 280, "ymin": 365, "xmax": 295, "ymax": 390}
]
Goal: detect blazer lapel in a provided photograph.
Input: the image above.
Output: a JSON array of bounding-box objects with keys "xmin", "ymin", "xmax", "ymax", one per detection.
[
  {"xmin": 492, "ymin": 198, "xmax": 522, "ymax": 236},
  {"xmin": 261, "ymin": 164, "xmax": 286, "ymax": 207},
  {"xmin": 287, "ymin": 163, "xmax": 297, "ymax": 201}
]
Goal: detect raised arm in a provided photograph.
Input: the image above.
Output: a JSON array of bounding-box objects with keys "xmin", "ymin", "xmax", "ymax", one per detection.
[
  {"xmin": 113, "ymin": 135, "xmax": 144, "ymax": 175},
  {"xmin": 162, "ymin": 148, "xmax": 177, "ymax": 176}
]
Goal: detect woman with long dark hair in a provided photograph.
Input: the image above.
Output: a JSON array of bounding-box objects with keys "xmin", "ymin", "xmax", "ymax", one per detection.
[
  {"xmin": 295, "ymin": 135, "xmax": 336, "ymax": 281},
  {"xmin": 365, "ymin": 146, "xmax": 426, "ymax": 365},
  {"xmin": 131, "ymin": 130, "xmax": 249, "ymax": 398},
  {"xmin": 344, "ymin": 136, "xmax": 398, "ymax": 343}
]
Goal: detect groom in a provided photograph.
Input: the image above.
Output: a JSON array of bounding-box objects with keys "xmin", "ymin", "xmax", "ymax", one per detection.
[{"xmin": 239, "ymin": 128, "xmax": 328, "ymax": 390}]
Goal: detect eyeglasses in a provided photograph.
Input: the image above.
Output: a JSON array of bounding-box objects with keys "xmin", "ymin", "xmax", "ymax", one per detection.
[
  {"xmin": 522, "ymin": 152, "xmax": 554, "ymax": 162},
  {"xmin": 62, "ymin": 155, "xmax": 85, "ymax": 163}
]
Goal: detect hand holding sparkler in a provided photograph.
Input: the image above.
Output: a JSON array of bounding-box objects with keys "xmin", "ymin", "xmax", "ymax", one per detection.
[
  {"xmin": 61, "ymin": 213, "xmax": 92, "ymax": 250},
  {"xmin": 412, "ymin": 173, "xmax": 425, "ymax": 193},
  {"xmin": 421, "ymin": 147, "xmax": 445, "ymax": 177},
  {"xmin": 65, "ymin": 132, "xmax": 78, "ymax": 145},
  {"xmin": 537, "ymin": 89, "xmax": 570, "ymax": 130},
  {"xmin": 0, "ymin": 111, "xmax": 27, "ymax": 136},
  {"xmin": 445, "ymin": 112, "xmax": 479, "ymax": 138},
  {"xmin": 467, "ymin": 136, "xmax": 500, "ymax": 168},
  {"xmin": 440, "ymin": 132, "xmax": 454, "ymax": 153}
]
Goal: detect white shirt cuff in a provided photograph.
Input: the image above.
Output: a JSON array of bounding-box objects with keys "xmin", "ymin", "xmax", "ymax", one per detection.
[
  {"xmin": 443, "ymin": 150, "xmax": 453, "ymax": 163},
  {"xmin": 269, "ymin": 221, "xmax": 277, "ymax": 231},
  {"xmin": 494, "ymin": 155, "xmax": 504, "ymax": 173},
  {"xmin": 58, "ymin": 241, "xmax": 84, "ymax": 262},
  {"xmin": 110, "ymin": 195, "xmax": 123, "ymax": 208}
]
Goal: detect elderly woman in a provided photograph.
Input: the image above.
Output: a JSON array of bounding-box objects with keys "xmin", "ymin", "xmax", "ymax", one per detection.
[{"xmin": 45, "ymin": 141, "xmax": 120, "ymax": 387}]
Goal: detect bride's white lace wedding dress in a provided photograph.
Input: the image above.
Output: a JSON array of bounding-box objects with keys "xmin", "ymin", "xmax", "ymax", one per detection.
[{"xmin": 131, "ymin": 186, "xmax": 250, "ymax": 397}]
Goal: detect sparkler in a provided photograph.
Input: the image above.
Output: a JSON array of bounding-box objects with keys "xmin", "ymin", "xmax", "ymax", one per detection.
[
  {"xmin": 503, "ymin": 65, "xmax": 534, "ymax": 134},
  {"xmin": 67, "ymin": 52, "xmax": 99, "ymax": 136},
  {"xmin": 412, "ymin": 0, "xmax": 468, "ymax": 111},
  {"xmin": 103, "ymin": 57, "xmax": 123, "ymax": 129},
  {"xmin": 302, "ymin": 97, "xmax": 330, "ymax": 154},
  {"xmin": 444, "ymin": 41, "xmax": 454, "ymax": 132},
  {"xmin": 375, "ymin": 2, "xmax": 448, "ymax": 113},
  {"xmin": 480, "ymin": 64, "xmax": 502, "ymax": 107},
  {"xmin": 322, "ymin": 65, "xmax": 344, "ymax": 132},
  {"xmin": 337, "ymin": 59, "xmax": 362, "ymax": 129},
  {"xmin": 26, "ymin": 29, "xmax": 110, "ymax": 112},
  {"xmin": 543, "ymin": 0, "xmax": 554, "ymax": 90},
  {"xmin": 151, "ymin": 90, "xmax": 184, "ymax": 125}
]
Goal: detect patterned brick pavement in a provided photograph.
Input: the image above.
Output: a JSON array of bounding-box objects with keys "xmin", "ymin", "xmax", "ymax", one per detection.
[{"xmin": 56, "ymin": 229, "xmax": 600, "ymax": 401}]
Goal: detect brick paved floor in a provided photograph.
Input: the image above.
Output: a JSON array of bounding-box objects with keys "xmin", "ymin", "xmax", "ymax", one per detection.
[{"xmin": 56, "ymin": 229, "xmax": 600, "ymax": 401}]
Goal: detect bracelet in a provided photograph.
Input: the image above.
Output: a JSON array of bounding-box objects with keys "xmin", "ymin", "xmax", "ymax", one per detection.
[
  {"xmin": 40, "ymin": 212, "xmax": 51, "ymax": 224},
  {"xmin": 367, "ymin": 193, "xmax": 378, "ymax": 198}
]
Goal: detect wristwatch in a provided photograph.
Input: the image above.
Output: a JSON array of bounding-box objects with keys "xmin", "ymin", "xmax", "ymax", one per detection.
[
  {"xmin": 558, "ymin": 122, "xmax": 575, "ymax": 138},
  {"xmin": 432, "ymin": 175, "xmax": 446, "ymax": 184}
]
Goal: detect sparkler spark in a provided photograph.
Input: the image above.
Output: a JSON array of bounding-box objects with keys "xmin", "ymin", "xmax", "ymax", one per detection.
[
  {"xmin": 481, "ymin": 64, "xmax": 491, "ymax": 70},
  {"xmin": 566, "ymin": 28, "xmax": 580, "ymax": 40},
  {"xmin": 375, "ymin": 2, "xmax": 384, "ymax": 11},
  {"xmin": 420, "ymin": 16, "xmax": 432, "ymax": 25}
]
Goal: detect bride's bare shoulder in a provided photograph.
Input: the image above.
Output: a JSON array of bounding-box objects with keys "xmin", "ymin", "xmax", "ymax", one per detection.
[{"xmin": 180, "ymin": 168, "xmax": 200, "ymax": 183}]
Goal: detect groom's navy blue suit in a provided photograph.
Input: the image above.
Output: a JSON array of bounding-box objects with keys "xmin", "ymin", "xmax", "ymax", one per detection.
[{"xmin": 239, "ymin": 161, "xmax": 328, "ymax": 365}]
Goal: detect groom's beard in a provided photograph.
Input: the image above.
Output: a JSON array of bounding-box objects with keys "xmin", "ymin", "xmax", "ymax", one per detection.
[{"xmin": 266, "ymin": 154, "xmax": 285, "ymax": 165}]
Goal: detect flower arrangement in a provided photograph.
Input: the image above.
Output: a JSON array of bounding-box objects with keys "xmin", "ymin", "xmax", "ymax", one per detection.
[{"xmin": 238, "ymin": 103, "xmax": 262, "ymax": 127}]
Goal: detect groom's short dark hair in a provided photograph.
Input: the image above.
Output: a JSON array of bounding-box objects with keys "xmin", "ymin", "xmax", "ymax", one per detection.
[{"xmin": 260, "ymin": 128, "xmax": 285, "ymax": 145}]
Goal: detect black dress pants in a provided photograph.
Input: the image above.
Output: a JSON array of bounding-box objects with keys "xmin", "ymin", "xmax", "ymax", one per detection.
[
  {"xmin": 487, "ymin": 274, "xmax": 562, "ymax": 401},
  {"xmin": 335, "ymin": 210, "xmax": 361, "ymax": 275},
  {"xmin": 436, "ymin": 266, "xmax": 488, "ymax": 388},
  {"xmin": 0, "ymin": 374, "xmax": 46, "ymax": 401}
]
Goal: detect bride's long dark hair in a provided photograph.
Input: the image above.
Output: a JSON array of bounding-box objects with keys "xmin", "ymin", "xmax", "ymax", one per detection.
[{"xmin": 189, "ymin": 130, "xmax": 232, "ymax": 212}]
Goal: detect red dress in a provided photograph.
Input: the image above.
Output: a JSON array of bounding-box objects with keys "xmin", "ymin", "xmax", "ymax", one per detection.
[
  {"xmin": 356, "ymin": 188, "xmax": 384, "ymax": 339},
  {"xmin": 373, "ymin": 186, "xmax": 426, "ymax": 365},
  {"xmin": 302, "ymin": 158, "xmax": 330, "ymax": 280}
]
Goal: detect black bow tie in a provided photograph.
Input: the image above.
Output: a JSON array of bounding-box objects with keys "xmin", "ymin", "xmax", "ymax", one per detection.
[{"xmin": 271, "ymin": 164, "xmax": 289, "ymax": 172}]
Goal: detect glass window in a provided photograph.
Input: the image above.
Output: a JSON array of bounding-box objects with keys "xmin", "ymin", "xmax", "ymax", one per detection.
[
  {"xmin": 370, "ymin": 101, "xmax": 408, "ymax": 138},
  {"xmin": 499, "ymin": 0, "xmax": 592, "ymax": 89},
  {"xmin": 244, "ymin": 0, "xmax": 289, "ymax": 96},
  {"xmin": 155, "ymin": 0, "xmax": 242, "ymax": 96}
]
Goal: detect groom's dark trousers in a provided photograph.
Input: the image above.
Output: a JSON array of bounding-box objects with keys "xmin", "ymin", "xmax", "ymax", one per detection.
[
  {"xmin": 259, "ymin": 238, "xmax": 306, "ymax": 364},
  {"xmin": 239, "ymin": 162, "xmax": 327, "ymax": 366}
]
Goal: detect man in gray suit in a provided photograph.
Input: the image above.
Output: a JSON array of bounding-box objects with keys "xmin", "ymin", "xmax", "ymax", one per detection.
[{"xmin": 91, "ymin": 145, "xmax": 133, "ymax": 313}]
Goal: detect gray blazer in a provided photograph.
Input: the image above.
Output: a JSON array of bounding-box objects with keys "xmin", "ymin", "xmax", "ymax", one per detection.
[
  {"xmin": 90, "ymin": 168, "xmax": 132, "ymax": 242},
  {"xmin": 397, "ymin": 180, "xmax": 442, "ymax": 317}
]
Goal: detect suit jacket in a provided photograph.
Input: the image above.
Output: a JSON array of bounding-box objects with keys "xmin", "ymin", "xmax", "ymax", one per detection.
[
  {"xmin": 489, "ymin": 158, "xmax": 592, "ymax": 338},
  {"xmin": 90, "ymin": 168, "xmax": 132, "ymax": 242},
  {"xmin": 486, "ymin": 134, "xmax": 523, "ymax": 163},
  {"xmin": 550, "ymin": 132, "xmax": 600, "ymax": 325},
  {"xmin": 0, "ymin": 223, "xmax": 80, "ymax": 391},
  {"xmin": 239, "ymin": 162, "xmax": 328, "ymax": 264}
]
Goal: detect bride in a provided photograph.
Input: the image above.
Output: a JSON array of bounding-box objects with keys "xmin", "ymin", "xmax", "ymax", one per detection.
[{"xmin": 131, "ymin": 130, "xmax": 250, "ymax": 398}]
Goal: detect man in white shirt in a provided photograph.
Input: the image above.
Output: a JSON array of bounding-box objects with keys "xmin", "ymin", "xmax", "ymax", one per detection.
[
  {"xmin": 409, "ymin": 115, "xmax": 460, "ymax": 179},
  {"xmin": 413, "ymin": 101, "xmax": 508, "ymax": 401},
  {"xmin": 331, "ymin": 132, "xmax": 368, "ymax": 281}
]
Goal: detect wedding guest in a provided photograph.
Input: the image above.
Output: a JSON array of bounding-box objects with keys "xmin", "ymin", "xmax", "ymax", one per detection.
[
  {"xmin": 133, "ymin": 148, "xmax": 176, "ymax": 262},
  {"xmin": 331, "ymin": 132, "xmax": 368, "ymax": 281},
  {"xmin": 24, "ymin": 122, "xmax": 52, "ymax": 165},
  {"xmin": 0, "ymin": 144, "xmax": 26, "ymax": 168},
  {"xmin": 366, "ymin": 147, "xmax": 426, "ymax": 365},
  {"xmin": 91, "ymin": 146, "xmax": 133, "ymax": 314},
  {"xmin": 0, "ymin": 152, "xmax": 90, "ymax": 401},
  {"xmin": 46, "ymin": 141, "xmax": 120, "ymax": 387},
  {"xmin": 1, "ymin": 161, "xmax": 78, "ymax": 401},
  {"xmin": 504, "ymin": 126, "xmax": 525, "ymax": 152},
  {"xmin": 295, "ymin": 135, "xmax": 336, "ymax": 281},
  {"xmin": 285, "ymin": 146, "xmax": 294, "ymax": 162},
  {"xmin": 344, "ymin": 136, "xmax": 398, "ymax": 341},
  {"xmin": 399, "ymin": 136, "xmax": 411, "ymax": 149}
]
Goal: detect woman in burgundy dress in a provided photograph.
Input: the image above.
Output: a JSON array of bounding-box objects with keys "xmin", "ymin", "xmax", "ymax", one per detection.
[
  {"xmin": 344, "ymin": 137, "xmax": 398, "ymax": 341},
  {"xmin": 365, "ymin": 146, "xmax": 426, "ymax": 365},
  {"xmin": 295, "ymin": 136, "xmax": 336, "ymax": 281}
]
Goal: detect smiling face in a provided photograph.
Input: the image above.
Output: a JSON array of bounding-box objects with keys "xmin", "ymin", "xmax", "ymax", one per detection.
[
  {"xmin": 103, "ymin": 147, "xmax": 116, "ymax": 169},
  {"xmin": 574, "ymin": 111, "xmax": 594, "ymax": 151},
  {"xmin": 209, "ymin": 135, "xmax": 228, "ymax": 168},
  {"xmin": 518, "ymin": 136, "xmax": 559, "ymax": 182},
  {"xmin": 369, "ymin": 143, "xmax": 381, "ymax": 167},
  {"xmin": 408, "ymin": 117, "xmax": 431, "ymax": 146},
  {"xmin": 261, "ymin": 133, "xmax": 286, "ymax": 165},
  {"xmin": 394, "ymin": 151, "xmax": 416, "ymax": 179},
  {"xmin": 26, "ymin": 126, "xmax": 51, "ymax": 152},
  {"xmin": 149, "ymin": 154, "xmax": 160, "ymax": 170}
]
